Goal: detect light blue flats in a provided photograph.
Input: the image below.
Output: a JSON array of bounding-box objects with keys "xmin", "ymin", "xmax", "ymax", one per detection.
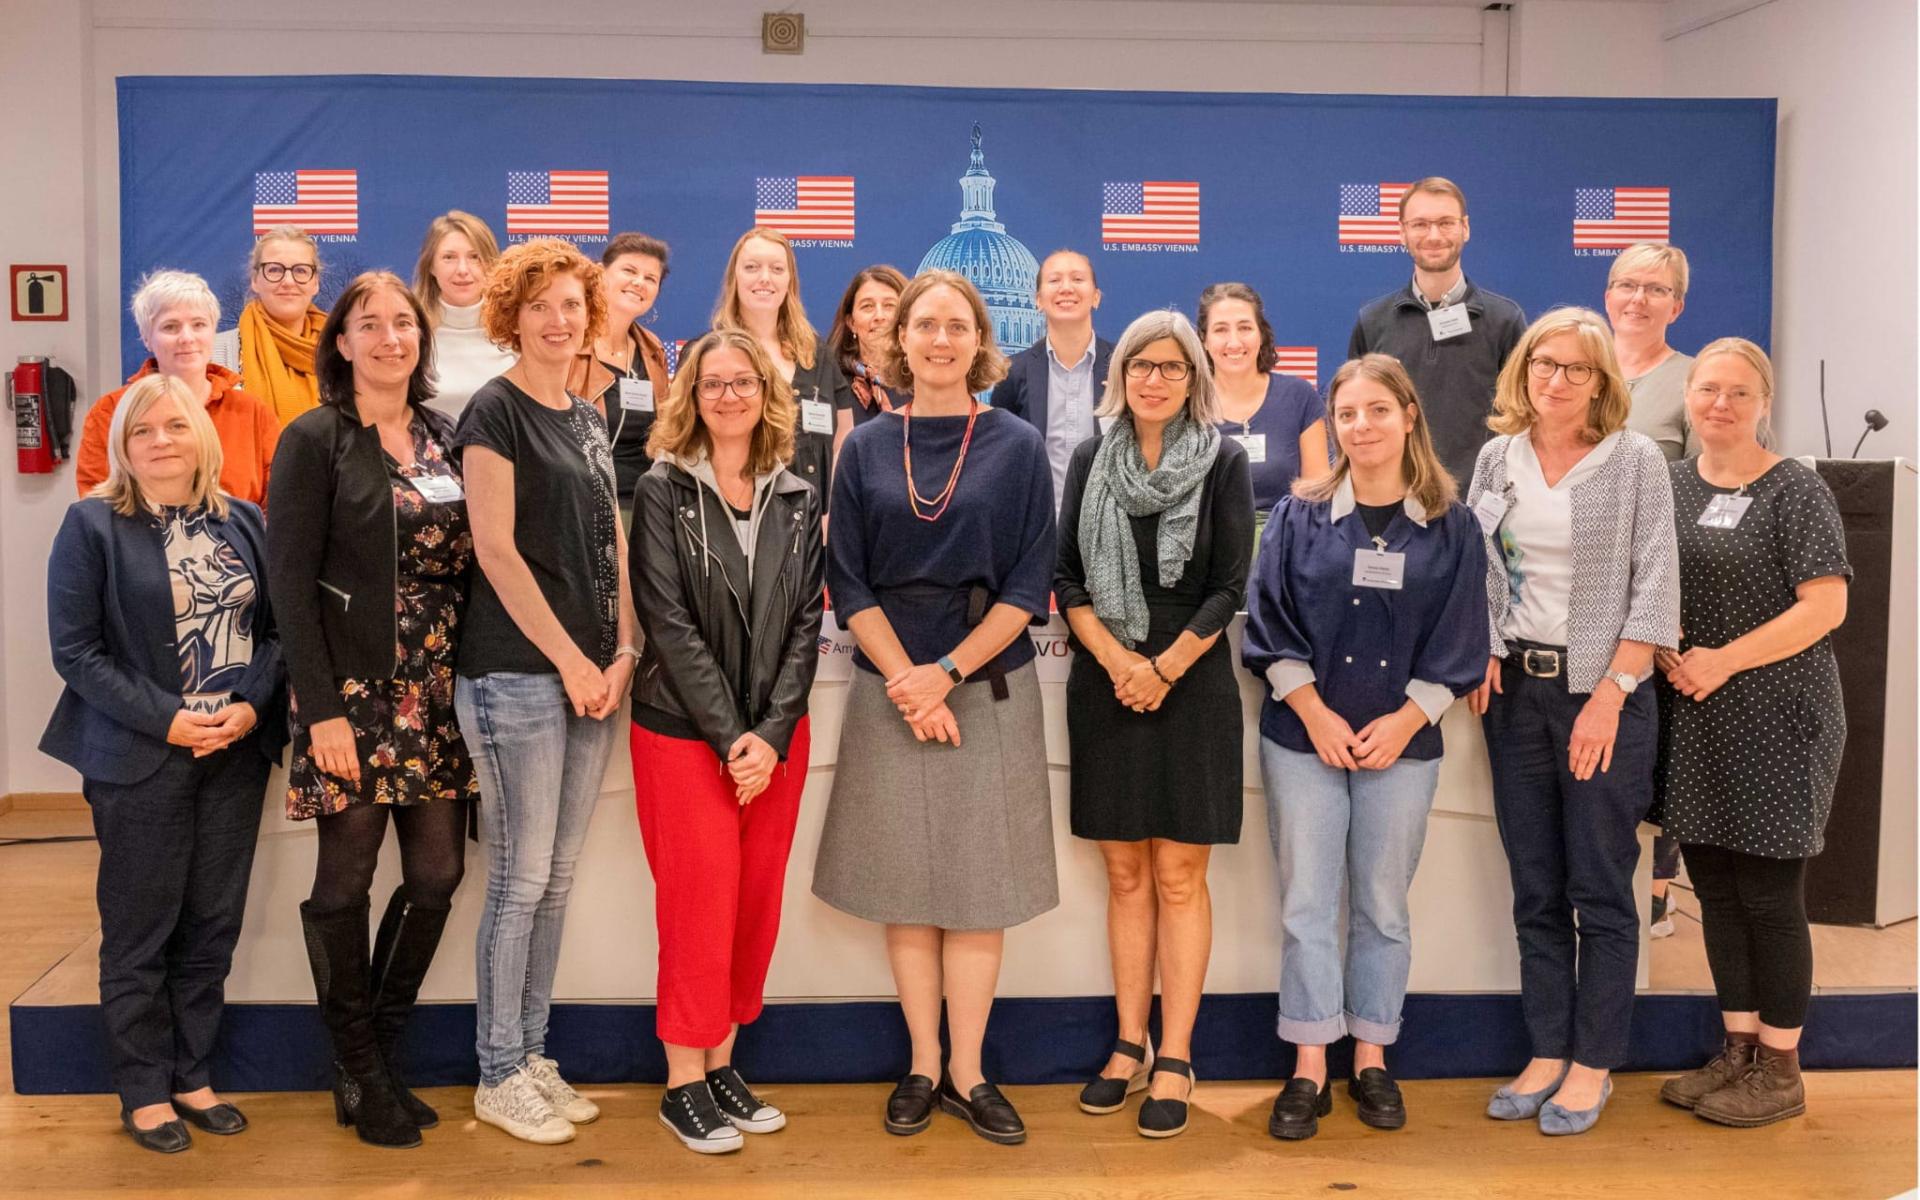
[
  {"xmin": 1486, "ymin": 1064, "xmax": 1570, "ymax": 1121},
  {"xmin": 1538, "ymin": 1077, "xmax": 1613, "ymax": 1136}
]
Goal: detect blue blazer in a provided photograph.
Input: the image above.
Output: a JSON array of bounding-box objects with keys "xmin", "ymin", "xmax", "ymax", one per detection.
[
  {"xmin": 40, "ymin": 498, "xmax": 287, "ymax": 786},
  {"xmin": 988, "ymin": 335, "xmax": 1115, "ymax": 436}
]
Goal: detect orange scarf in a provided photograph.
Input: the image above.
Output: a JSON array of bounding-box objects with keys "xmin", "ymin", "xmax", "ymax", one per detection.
[{"xmin": 238, "ymin": 300, "xmax": 325, "ymax": 423}]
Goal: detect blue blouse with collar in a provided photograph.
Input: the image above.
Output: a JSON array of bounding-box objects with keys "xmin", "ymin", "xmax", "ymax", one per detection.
[{"xmin": 1242, "ymin": 478, "xmax": 1489, "ymax": 761}]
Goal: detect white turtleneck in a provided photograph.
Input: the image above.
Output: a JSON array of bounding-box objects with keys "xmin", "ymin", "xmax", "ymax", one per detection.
[{"xmin": 429, "ymin": 300, "xmax": 518, "ymax": 420}]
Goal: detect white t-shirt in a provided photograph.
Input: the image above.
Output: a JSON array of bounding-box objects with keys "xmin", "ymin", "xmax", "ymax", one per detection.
[{"xmin": 1498, "ymin": 431, "xmax": 1621, "ymax": 646}]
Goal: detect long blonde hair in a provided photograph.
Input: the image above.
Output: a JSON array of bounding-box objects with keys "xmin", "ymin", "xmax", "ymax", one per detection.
[
  {"xmin": 92, "ymin": 374, "xmax": 229, "ymax": 519},
  {"xmin": 1295, "ymin": 354, "xmax": 1456, "ymax": 519},
  {"xmin": 712, "ymin": 228, "xmax": 818, "ymax": 370},
  {"xmin": 1488, "ymin": 307, "xmax": 1632, "ymax": 444},
  {"xmin": 413, "ymin": 210, "xmax": 503, "ymax": 312},
  {"xmin": 647, "ymin": 330, "xmax": 797, "ymax": 476}
]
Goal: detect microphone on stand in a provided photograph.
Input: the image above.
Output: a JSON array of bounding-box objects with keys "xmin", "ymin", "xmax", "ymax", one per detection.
[
  {"xmin": 1851, "ymin": 410, "xmax": 1889, "ymax": 459},
  {"xmin": 1819, "ymin": 359, "xmax": 1833, "ymax": 457}
]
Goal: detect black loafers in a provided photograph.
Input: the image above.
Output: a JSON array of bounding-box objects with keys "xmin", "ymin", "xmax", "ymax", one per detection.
[
  {"xmin": 1268, "ymin": 1077, "xmax": 1332, "ymax": 1141},
  {"xmin": 1349, "ymin": 1067, "xmax": 1406, "ymax": 1130},
  {"xmin": 1079, "ymin": 1037, "xmax": 1152, "ymax": 1115},
  {"xmin": 884, "ymin": 1073, "xmax": 937, "ymax": 1136},
  {"xmin": 937, "ymin": 1075, "xmax": 1026, "ymax": 1145},
  {"xmin": 173, "ymin": 1098, "xmax": 248, "ymax": 1135},
  {"xmin": 121, "ymin": 1109, "xmax": 192, "ymax": 1153}
]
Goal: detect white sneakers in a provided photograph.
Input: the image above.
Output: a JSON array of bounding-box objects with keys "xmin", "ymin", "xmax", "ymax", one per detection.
[
  {"xmin": 474, "ymin": 1067, "xmax": 575, "ymax": 1144},
  {"xmin": 524, "ymin": 1053, "xmax": 602, "ymax": 1124}
]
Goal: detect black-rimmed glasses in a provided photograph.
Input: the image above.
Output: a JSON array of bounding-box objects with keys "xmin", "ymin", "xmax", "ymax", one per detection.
[{"xmin": 255, "ymin": 262, "xmax": 317, "ymax": 284}]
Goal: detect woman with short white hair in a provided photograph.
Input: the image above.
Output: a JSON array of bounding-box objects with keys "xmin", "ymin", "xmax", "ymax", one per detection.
[
  {"xmin": 212, "ymin": 224, "xmax": 326, "ymax": 423},
  {"xmin": 76, "ymin": 270, "xmax": 281, "ymax": 506},
  {"xmin": 1605, "ymin": 242, "xmax": 1695, "ymax": 461}
]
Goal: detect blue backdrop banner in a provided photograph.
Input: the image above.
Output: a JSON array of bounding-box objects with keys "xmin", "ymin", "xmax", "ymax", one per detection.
[{"xmin": 117, "ymin": 76, "xmax": 1775, "ymax": 384}]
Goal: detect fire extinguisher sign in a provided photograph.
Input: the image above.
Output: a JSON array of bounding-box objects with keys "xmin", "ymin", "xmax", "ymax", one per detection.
[{"xmin": 10, "ymin": 264, "xmax": 68, "ymax": 322}]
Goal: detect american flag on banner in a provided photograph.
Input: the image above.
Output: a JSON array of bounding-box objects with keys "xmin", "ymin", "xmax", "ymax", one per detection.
[
  {"xmin": 506, "ymin": 171, "xmax": 610, "ymax": 235},
  {"xmin": 1271, "ymin": 347, "xmax": 1320, "ymax": 388},
  {"xmin": 252, "ymin": 170, "xmax": 358, "ymax": 235},
  {"xmin": 754, "ymin": 176, "xmax": 856, "ymax": 240},
  {"xmin": 1574, "ymin": 187, "xmax": 1671, "ymax": 249},
  {"xmin": 664, "ymin": 339, "xmax": 687, "ymax": 376},
  {"xmin": 1101, "ymin": 182, "xmax": 1201, "ymax": 244},
  {"xmin": 1338, "ymin": 182, "xmax": 1411, "ymax": 245}
]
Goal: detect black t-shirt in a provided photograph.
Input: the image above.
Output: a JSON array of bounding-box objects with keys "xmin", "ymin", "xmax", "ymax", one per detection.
[
  {"xmin": 452, "ymin": 377, "xmax": 620, "ymax": 676},
  {"xmin": 1357, "ymin": 500, "xmax": 1400, "ymax": 541}
]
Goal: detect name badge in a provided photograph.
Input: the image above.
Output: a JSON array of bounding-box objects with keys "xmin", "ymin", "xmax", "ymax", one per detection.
[
  {"xmin": 1427, "ymin": 304, "xmax": 1473, "ymax": 342},
  {"xmin": 1698, "ymin": 493, "xmax": 1753, "ymax": 529},
  {"xmin": 410, "ymin": 474, "xmax": 464, "ymax": 503},
  {"xmin": 1472, "ymin": 489, "xmax": 1509, "ymax": 536},
  {"xmin": 801, "ymin": 397, "xmax": 835, "ymax": 436},
  {"xmin": 618, "ymin": 377, "xmax": 654, "ymax": 413},
  {"xmin": 1233, "ymin": 433, "xmax": 1268, "ymax": 464},
  {"xmin": 1353, "ymin": 548, "xmax": 1406, "ymax": 590}
]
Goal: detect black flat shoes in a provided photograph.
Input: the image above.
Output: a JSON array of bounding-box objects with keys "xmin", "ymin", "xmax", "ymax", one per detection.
[
  {"xmin": 173, "ymin": 1098, "xmax": 248, "ymax": 1135},
  {"xmin": 1349, "ymin": 1067, "xmax": 1407, "ymax": 1130},
  {"xmin": 937, "ymin": 1075, "xmax": 1026, "ymax": 1145},
  {"xmin": 884, "ymin": 1073, "xmax": 937, "ymax": 1136},
  {"xmin": 1136, "ymin": 1058, "xmax": 1195, "ymax": 1139},
  {"xmin": 121, "ymin": 1109, "xmax": 192, "ymax": 1153},
  {"xmin": 1078, "ymin": 1037, "xmax": 1152, "ymax": 1115},
  {"xmin": 1269, "ymin": 1077, "xmax": 1333, "ymax": 1140}
]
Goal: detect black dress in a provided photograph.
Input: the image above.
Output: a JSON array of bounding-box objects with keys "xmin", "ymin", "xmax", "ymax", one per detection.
[
  {"xmin": 1054, "ymin": 434, "xmax": 1254, "ymax": 844},
  {"xmin": 1654, "ymin": 458, "xmax": 1851, "ymax": 857}
]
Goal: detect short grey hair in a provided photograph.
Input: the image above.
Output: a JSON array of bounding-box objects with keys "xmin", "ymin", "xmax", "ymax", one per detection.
[
  {"xmin": 130, "ymin": 270, "xmax": 220, "ymax": 345},
  {"xmin": 250, "ymin": 224, "xmax": 320, "ymax": 272},
  {"xmin": 1096, "ymin": 309, "xmax": 1219, "ymax": 426}
]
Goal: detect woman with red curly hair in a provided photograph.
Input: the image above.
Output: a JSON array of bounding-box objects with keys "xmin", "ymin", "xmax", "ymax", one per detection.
[{"xmin": 451, "ymin": 238, "xmax": 639, "ymax": 1145}]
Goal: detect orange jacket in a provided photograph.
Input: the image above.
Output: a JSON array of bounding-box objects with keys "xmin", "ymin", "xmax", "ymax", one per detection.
[{"xmin": 75, "ymin": 361, "xmax": 282, "ymax": 507}]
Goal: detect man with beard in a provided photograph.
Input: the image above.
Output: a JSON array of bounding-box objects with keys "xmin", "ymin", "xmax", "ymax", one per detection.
[
  {"xmin": 1347, "ymin": 177, "xmax": 1526, "ymax": 486},
  {"xmin": 990, "ymin": 249, "xmax": 1114, "ymax": 512}
]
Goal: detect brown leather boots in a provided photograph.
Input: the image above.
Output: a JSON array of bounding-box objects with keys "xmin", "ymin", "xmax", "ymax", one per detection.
[{"xmin": 1661, "ymin": 1034, "xmax": 1806, "ymax": 1127}]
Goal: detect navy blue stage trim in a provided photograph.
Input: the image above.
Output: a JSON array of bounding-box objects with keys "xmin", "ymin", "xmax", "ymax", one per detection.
[{"xmin": 12, "ymin": 991, "xmax": 1913, "ymax": 1095}]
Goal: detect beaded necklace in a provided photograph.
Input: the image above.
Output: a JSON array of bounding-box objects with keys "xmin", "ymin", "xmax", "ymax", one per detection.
[{"xmin": 901, "ymin": 398, "xmax": 980, "ymax": 522}]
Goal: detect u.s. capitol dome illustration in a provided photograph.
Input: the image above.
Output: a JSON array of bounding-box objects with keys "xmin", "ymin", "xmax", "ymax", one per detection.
[{"xmin": 918, "ymin": 124, "xmax": 1044, "ymax": 353}]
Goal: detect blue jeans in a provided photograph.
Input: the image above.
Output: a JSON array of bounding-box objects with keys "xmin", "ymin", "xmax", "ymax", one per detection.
[
  {"xmin": 1261, "ymin": 741, "xmax": 1440, "ymax": 1046},
  {"xmin": 1483, "ymin": 672, "xmax": 1656, "ymax": 1071},
  {"xmin": 456, "ymin": 672, "xmax": 620, "ymax": 1086}
]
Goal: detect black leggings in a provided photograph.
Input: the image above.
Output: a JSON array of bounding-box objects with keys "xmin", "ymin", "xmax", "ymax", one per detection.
[
  {"xmin": 309, "ymin": 800, "xmax": 468, "ymax": 912},
  {"xmin": 1680, "ymin": 843, "xmax": 1812, "ymax": 1029}
]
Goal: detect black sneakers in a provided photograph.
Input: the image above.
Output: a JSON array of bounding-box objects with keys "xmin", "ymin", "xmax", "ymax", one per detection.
[
  {"xmin": 706, "ymin": 1065, "xmax": 787, "ymax": 1134},
  {"xmin": 659, "ymin": 1082, "xmax": 744, "ymax": 1155}
]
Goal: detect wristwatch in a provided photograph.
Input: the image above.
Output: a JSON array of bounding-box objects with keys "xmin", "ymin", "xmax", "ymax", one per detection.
[
  {"xmin": 1604, "ymin": 670, "xmax": 1639, "ymax": 695},
  {"xmin": 937, "ymin": 655, "xmax": 964, "ymax": 685}
]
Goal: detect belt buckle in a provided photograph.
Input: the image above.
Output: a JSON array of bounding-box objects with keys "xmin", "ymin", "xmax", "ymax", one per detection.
[{"xmin": 1522, "ymin": 648, "xmax": 1562, "ymax": 679}]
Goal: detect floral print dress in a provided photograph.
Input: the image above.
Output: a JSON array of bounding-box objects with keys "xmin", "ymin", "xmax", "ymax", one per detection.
[{"xmin": 286, "ymin": 417, "xmax": 477, "ymax": 819}]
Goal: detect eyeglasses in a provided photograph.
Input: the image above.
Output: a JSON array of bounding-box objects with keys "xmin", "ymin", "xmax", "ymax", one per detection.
[
  {"xmin": 1123, "ymin": 358, "xmax": 1192, "ymax": 382},
  {"xmin": 1403, "ymin": 218, "xmax": 1463, "ymax": 236},
  {"xmin": 1527, "ymin": 356, "xmax": 1597, "ymax": 386},
  {"xmin": 1608, "ymin": 280, "xmax": 1676, "ymax": 301},
  {"xmin": 1688, "ymin": 383, "xmax": 1765, "ymax": 405},
  {"xmin": 255, "ymin": 262, "xmax": 317, "ymax": 284},
  {"xmin": 695, "ymin": 376, "xmax": 764, "ymax": 401}
]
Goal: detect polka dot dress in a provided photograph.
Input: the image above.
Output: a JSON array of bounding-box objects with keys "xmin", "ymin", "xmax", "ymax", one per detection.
[{"xmin": 1653, "ymin": 458, "xmax": 1852, "ymax": 858}]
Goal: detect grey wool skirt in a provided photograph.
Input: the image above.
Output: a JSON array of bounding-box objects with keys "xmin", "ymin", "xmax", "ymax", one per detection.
[{"xmin": 812, "ymin": 660, "xmax": 1059, "ymax": 931}]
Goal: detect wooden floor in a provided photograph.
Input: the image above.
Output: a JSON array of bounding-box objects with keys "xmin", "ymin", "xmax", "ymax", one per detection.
[{"xmin": 3, "ymin": 805, "xmax": 1916, "ymax": 1199}]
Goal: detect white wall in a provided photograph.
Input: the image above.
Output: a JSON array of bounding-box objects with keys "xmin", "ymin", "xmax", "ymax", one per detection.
[
  {"xmin": 1, "ymin": 0, "xmax": 1907, "ymax": 794},
  {"xmin": 1662, "ymin": 0, "xmax": 1917, "ymax": 461}
]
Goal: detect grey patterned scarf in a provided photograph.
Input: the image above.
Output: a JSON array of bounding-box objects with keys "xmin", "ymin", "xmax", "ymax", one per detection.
[{"xmin": 1079, "ymin": 414, "xmax": 1220, "ymax": 647}]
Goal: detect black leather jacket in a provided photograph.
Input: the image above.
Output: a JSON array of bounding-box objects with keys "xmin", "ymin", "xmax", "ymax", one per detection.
[{"xmin": 629, "ymin": 458, "xmax": 825, "ymax": 759}]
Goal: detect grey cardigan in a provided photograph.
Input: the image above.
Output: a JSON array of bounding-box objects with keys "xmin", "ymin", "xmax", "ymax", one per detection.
[{"xmin": 1466, "ymin": 430, "xmax": 1681, "ymax": 693}]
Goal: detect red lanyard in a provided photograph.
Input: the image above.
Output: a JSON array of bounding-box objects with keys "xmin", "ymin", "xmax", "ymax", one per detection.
[{"xmin": 902, "ymin": 399, "xmax": 979, "ymax": 523}]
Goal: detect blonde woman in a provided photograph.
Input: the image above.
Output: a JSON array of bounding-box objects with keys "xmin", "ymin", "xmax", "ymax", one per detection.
[
  {"xmin": 1465, "ymin": 307, "xmax": 1679, "ymax": 1136},
  {"xmin": 1243, "ymin": 354, "xmax": 1487, "ymax": 1140},
  {"xmin": 710, "ymin": 227, "xmax": 841, "ymax": 502},
  {"xmin": 414, "ymin": 210, "xmax": 516, "ymax": 418},
  {"xmin": 212, "ymin": 224, "xmax": 326, "ymax": 422},
  {"xmin": 41, "ymin": 374, "xmax": 285, "ymax": 1152}
]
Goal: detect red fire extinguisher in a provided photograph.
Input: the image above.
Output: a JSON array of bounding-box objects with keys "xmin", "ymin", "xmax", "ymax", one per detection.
[{"xmin": 7, "ymin": 356, "xmax": 78, "ymax": 474}]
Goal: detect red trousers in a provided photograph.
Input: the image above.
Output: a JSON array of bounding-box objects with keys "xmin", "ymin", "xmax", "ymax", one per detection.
[{"xmin": 631, "ymin": 719, "xmax": 809, "ymax": 1048}]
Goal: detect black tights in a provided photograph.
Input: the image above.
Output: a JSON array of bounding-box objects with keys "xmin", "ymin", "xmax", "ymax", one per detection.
[
  {"xmin": 310, "ymin": 801, "xmax": 468, "ymax": 913},
  {"xmin": 1680, "ymin": 843, "xmax": 1812, "ymax": 1029}
]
